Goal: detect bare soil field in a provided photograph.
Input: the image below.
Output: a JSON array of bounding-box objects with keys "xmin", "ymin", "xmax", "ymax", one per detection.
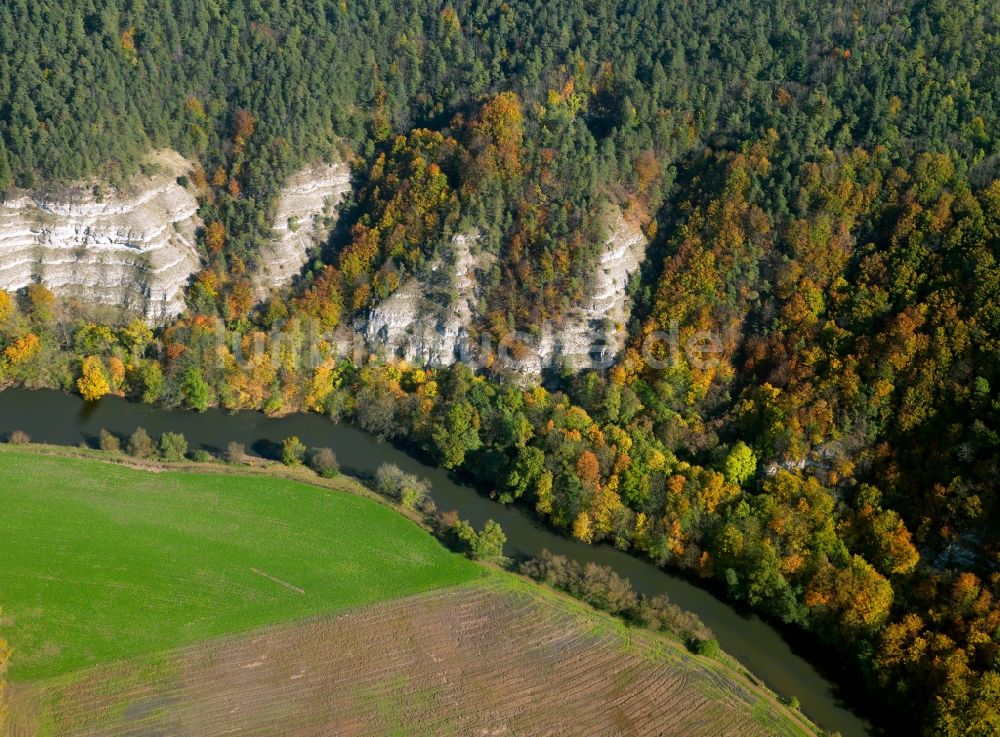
[{"xmin": 6, "ymin": 578, "xmax": 810, "ymax": 737}]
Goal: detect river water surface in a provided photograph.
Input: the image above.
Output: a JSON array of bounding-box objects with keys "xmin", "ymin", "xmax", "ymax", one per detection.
[{"xmin": 0, "ymin": 388, "xmax": 884, "ymax": 737}]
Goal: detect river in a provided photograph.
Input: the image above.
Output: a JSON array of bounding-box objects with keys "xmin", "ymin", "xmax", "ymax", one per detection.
[{"xmin": 0, "ymin": 388, "xmax": 883, "ymax": 737}]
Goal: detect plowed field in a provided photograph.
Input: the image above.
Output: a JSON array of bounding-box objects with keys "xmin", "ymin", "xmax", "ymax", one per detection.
[{"xmin": 6, "ymin": 580, "xmax": 811, "ymax": 737}]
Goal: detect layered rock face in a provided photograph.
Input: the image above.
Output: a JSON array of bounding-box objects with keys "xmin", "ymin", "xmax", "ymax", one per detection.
[
  {"xmin": 0, "ymin": 143, "xmax": 645, "ymax": 375},
  {"xmin": 0, "ymin": 150, "xmax": 200, "ymax": 321},
  {"xmin": 0, "ymin": 155, "xmax": 352, "ymax": 322},
  {"xmin": 254, "ymin": 162, "xmax": 351, "ymax": 296},
  {"xmin": 364, "ymin": 232, "xmax": 493, "ymax": 366},
  {"xmin": 361, "ymin": 208, "xmax": 647, "ymax": 376},
  {"xmin": 514, "ymin": 208, "xmax": 647, "ymax": 375}
]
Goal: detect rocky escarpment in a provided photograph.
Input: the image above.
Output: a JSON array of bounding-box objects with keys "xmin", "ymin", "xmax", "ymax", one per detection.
[
  {"xmin": 0, "ymin": 150, "xmax": 200, "ymax": 321},
  {"xmin": 362, "ymin": 208, "xmax": 647, "ymax": 375},
  {"xmin": 513, "ymin": 208, "xmax": 647, "ymax": 375},
  {"xmin": 364, "ymin": 232, "xmax": 493, "ymax": 366},
  {"xmin": 254, "ymin": 161, "xmax": 351, "ymax": 296}
]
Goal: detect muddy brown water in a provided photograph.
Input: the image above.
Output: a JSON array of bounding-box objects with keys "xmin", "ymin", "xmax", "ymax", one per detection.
[{"xmin": 0, "ymin": 388, "xmax": 886, "ymax": 737}]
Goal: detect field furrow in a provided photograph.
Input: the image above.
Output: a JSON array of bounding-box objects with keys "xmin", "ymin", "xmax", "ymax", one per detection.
[{"xmin": 9, "ymin": 582, "xmax": 808, "ymax": 737}]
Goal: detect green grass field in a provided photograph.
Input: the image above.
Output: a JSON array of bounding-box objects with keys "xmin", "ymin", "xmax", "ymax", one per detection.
[{"xmin": 0, "ymin": 450, "xmax": 480, "ymax": 681}]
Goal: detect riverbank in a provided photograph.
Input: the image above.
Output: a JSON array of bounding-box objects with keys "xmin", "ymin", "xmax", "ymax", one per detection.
[
  {"xmin": 0, "ymin": 388, "xmax": 873, "ymax": 737},
  {"xmin": 0, "ymin": 442, "xmax": 819, "ymax": 737}
]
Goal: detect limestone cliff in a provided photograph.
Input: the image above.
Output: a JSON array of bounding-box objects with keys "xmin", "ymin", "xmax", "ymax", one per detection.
[
  {"xmin": 254, "ymin": 161, "xmax": 351, "ymax": 296},
  {"xmin": 511, "ymin": 208, "xmax": 648, "ymax": 375},
  {"xmin": 361, "ymin": 207, "xmax": 647, "ymax": 376},
  {"xmin": 0, "ymin": 150, "xmax": 200, "ymax": 321},
  {"xmin": 364, "ymin": 232, "xmax": 493, "ymax": 366}
]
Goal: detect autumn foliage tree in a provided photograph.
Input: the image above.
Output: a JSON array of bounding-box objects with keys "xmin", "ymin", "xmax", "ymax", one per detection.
[
  {"xmin": 232, "ymin": 109, "xmax": 255, "ymax": 154},
  {"xmin": 340, "ymin": 130, "xmax": 457, "ymax": 309},
  {"xmin": 3, "ymin": 333, "xmax": 39, "ymax": 365},
  {"xmin": 465, "ymin": 91, "xmax": 524, "ymax": 179},
  {"xmin": 77, "ymin": 356, "xmax": 111, "ymax": 402},
  {"xmin": 204, "ymin": 221, "xmax": 226, "ymax": 254},
  {"xmin": 805, "ymin": 555, "xmax": 894, "ymax": 635}
]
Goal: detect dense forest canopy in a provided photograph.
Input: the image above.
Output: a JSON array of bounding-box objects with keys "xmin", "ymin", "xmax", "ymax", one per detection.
[
  {"xmin": 2, "ymin": 1, "xmax": 1000, "ymax": 735},
  {"xmin": 4, "ymin": 0, "xmax": 998, "ymax": 183}
]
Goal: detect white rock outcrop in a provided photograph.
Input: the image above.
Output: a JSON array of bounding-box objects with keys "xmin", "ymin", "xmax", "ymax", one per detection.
[
  {"xmin": 360, "ymin": 207, "xmax": 647, "ymax": 376},
  {"xmin": 0, "ymin": 150, "xmax": 200, "ymax": 321},
  {"xmin": 508, "ymin": 208, "xmax": 647, "ymax": 374},
  {"xmin": 255, "ymin": 161, "xmax": 351, "ymax": 296},
  {"xmin": 364, "ymin": 232, "xmax": 494, "ymax": 366}
]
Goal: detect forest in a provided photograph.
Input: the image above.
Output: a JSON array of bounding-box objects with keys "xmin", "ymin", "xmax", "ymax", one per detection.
[{"xmin": 2, "ymin": 0, "xmax": 1000, "ymax": 734}]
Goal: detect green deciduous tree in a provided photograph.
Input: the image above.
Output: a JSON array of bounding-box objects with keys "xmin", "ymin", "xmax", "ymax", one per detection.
[
  {"xmin": 723, "ymin": 441, "xmax": 757, "ymax": 487},
  {"xmin": 159, "ymin": 432, "xmax": 188, "ymax": 462},
  {"xmin": 281, "ymin": 436, "xmax": 306, "ymax": 466},
  {"xmin": 181, "ymin": 367, "xmax": 211, "ymax": 412}
]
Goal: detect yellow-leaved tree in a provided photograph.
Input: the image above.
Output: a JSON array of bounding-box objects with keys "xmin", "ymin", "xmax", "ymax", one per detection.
[
  {"xmin": 572, "ymin": 511, "xmax": 594, "ymax": 543},
  {"xmin": 0, "ymin": 290, "xmax": 13, "ymax": 323},
  {"xmin": 2, "ymin": 333, "xmax": 39, "ymax": 365},
  {"xmin": 77, "ymin": 355, "xmax": 110, "ymax": 402}
]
